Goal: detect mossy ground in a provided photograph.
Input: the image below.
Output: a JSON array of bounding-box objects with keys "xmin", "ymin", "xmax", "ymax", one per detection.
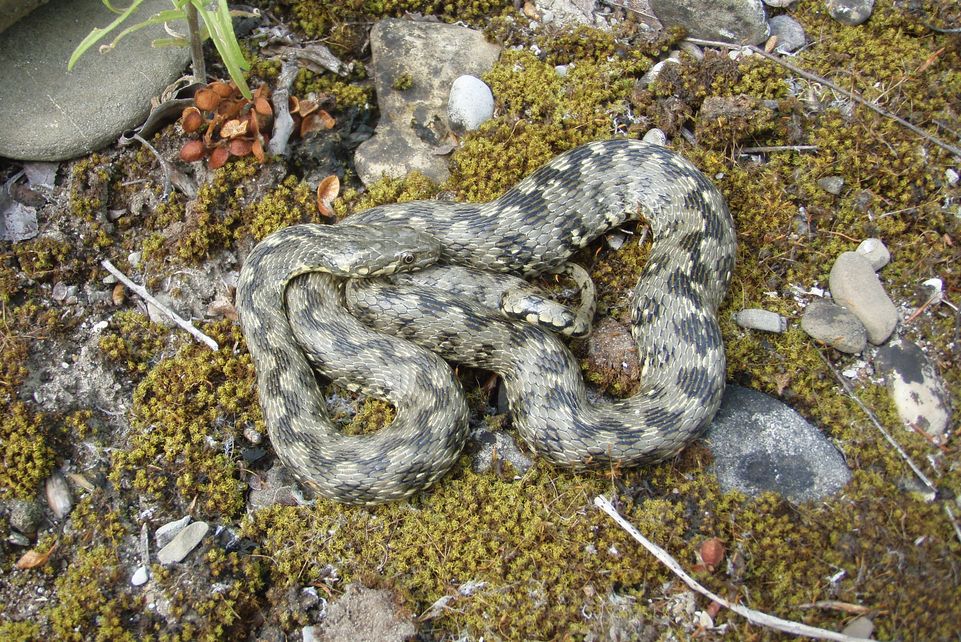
[{"xmin": 1, "ymin": 0, "xmax": 960, "ymax": 639}]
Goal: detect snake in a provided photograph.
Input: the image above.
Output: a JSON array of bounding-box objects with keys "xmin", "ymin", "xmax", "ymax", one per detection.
[{"xmin": 239, "ymin": 138, "xmax": 736, "ymax": 503}]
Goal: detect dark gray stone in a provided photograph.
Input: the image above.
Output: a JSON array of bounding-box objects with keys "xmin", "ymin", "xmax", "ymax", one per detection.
[
  {"xmin": 768, "ymin": 14, "xmax": 806, "ymax": 52},
  {"xmin": 825, "ymin": 0, "xmax": 874, "ymax": 25},
  {"xmin": 706, "ymin": 386, "xmax": 851, "ymax": 502},
  {"xmin": 0, "ymin": 0, "xmax": 190, "ymax": 161},
  {"xmin": 800, "ymin": 299, "xmax": 867, "ymax": 354},
  {"xmin": 650, "ymin": 0, "xmax": 769, "ymax": 45}
]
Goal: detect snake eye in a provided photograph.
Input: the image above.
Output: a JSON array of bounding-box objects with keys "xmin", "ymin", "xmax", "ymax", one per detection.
[{"xmin": 401, "ymin": 252, "xmax": 415, "ymax": 265}]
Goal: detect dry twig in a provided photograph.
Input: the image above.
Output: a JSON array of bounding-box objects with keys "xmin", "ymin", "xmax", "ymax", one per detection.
[
  {"xmin": 101, "ymin": 259, "xmax": 219, "ymax": 351},
  {"xmin": 594, "ymin": 495, "xmax": 879, "ymax": 642}
]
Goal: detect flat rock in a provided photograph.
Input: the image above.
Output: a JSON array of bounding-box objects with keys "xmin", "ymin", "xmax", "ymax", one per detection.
[
  {"xmin": 156, "ymin": 520, "xmax": 208, "ymax": 564},
  {"xmin": 0, "ymin": 0, "xmax": 190, "ymax": 161},
  {"xmin": 828, "ymin": 251, "xmax": 898, "ymax": 344},
  {"xmin": 706, "ymin": 386, "xmax": 851, "ymax": 502},
  {"xmin": 800, "ymin": 299, "xmax": 867, "ymax": 354},
  {"xmin": 353, "ymin": 19, "xmax": 501, "ymax": 186},
  {"xmin": 534, "ymin": 0, "xmax": 598, "ymax": 26},
  {"xmin": 649, "ymin": 0, "xmax": 769, "ymax": 45},
  {"xmin": 875, "ymin": 340, "xmax": 951, "ymax": 439},
  {"xmin": 317, "ymin": 584, "xmax": 416, "ymax": 642},
  {"xmin": 826, "ymin": 0, "xmax": 874, "ymax": 26}
]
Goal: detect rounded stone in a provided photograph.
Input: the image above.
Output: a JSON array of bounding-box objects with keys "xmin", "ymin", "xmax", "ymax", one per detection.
[
  {"xmin": 0, "ymin": 0, "xmax": 190, "ymax": 161},
  {"xmin": 825, "ymin": 0, "xmax": 875, "ymax": 25},
  {"xmin": 447, "ymin": 75, "xmax": 495, "ymax": 132},
  {"xmin": 817, "ymin": 175, "xmax": 845, "ymax": 195},
  {"xmin": 800, "ymin": 299, "xmax": 867, "ymax": 354},
  {"xmin": 875, "ymin": 340, "xmax": 951, "ymax": 439},
  {"xmin": 828, "ymin": 251, "xmax": 898, "ymax": 345},
  {"xmin": 642, "ymin": 128, "xmax": 667, "ymax": 146},
  {"xmin": 157, "ymin": 520, "xmax": 209, "ymax": 564},
  {"xmin": 8, "ymin": 499, "xmax": 43, "ymax": 535},
  {"xmin": 855, "ymin": 237, "xmax": 890, "ymax": 271},
  {"xmin": 768, "ymin": 14, "xmax": 807, "ymax": 52},
  {"xmin": 734, "ymin": 308, "xmax": 787, "ymax": 333}
]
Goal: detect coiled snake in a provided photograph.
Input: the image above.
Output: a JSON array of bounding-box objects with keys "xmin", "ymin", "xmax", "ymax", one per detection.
[{"xmin": 237, "ymin": 139, "xmax": 736, "ymax": 504}]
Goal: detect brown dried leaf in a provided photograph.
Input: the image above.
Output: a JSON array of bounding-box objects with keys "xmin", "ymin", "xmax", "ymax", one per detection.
[
  {"xmin": 251, "ymin": 138, "xmax": 265, "ymax": 163},
  {"xmin": 699, "ymin": 537, "xmax": 725, "ymax": 570},
  {"xmin": 209, "ymin": 146, "xmax": 230, "ymax": 169},
  {"xmin": 217, "ymin": 99, "xmax": 243, "ymax": 120},
  {"xmin": 316, "ymin": 109, "xmax": 335, "ymax": 129},
  {"xmin": 180, "ymin": 140, "xmax": 205, "ymax": 163},
  {"xmin": 229, "ymin": 138, "xmax": 253, "ymax": 157},
  {"xmin": 181, "ymin": 106, "xmax": 204, "ymax": 133},
  {"xmin": 16, "ymin": 542, "xmax": 57, "ymax": 569},
  {"xmin": 254, "ymin": 96, "xmax": 272, "ymax": 117},
  {"xmin": 316, "ymin": 175, "xmax": 340, "ymax": 216},
  {"xmin": 194, "ymin": 88, "xmax": 221, "ymax": 111},
  {"xmin": 209, "ymin": 81, "xmax": 235, "ymax": 98},
  {"xmin": 297, "ymin": 98, "xmax": 318, "ymax": 117},
  {"xmin": 220, "ymin": 119, "xmax": 248, "ymax": 139},
  {"xmin": 112, "ymin": 283, "xmax": 125, "ymax": 306}
]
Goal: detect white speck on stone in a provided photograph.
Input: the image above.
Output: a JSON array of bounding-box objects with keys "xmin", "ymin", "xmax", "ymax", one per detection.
[
  {"xmin": 447, "ymin": 75, "xmax": 494, "ymax": 132},
  {"xmin": 855, "ymin": 237, "xmax": 891, "ymax": 271},
  {"xmin": 157, "ymin": 520, "xmax": 209, "ymax": 564},
  {"xmin": 734, "ymin": 308, "xmax": 787, "ymax": 333}
]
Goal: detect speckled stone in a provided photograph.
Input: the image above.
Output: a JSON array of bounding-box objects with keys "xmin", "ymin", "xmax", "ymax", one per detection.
[
  {"xmin": 825, "ymin": 0, "xmax": 874, "ymax": 25},
  {"xmin": 875, "ymin": 340, "xmax": 951, "ymax": 439},
  {"xmin": 800, "ymin": 299, "xmax": 867, "ymax": 354},
  {"xmin": 650, "ymin": 0, "xmax": 769, "ymax": 45}
]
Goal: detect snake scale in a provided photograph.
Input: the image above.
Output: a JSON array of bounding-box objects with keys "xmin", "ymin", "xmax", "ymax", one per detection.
[{"xmin": 236, "ymin": 139, "xmax": 736, "ymax": 504}]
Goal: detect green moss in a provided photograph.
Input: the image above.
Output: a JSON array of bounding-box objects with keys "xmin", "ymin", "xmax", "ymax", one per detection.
[
  {"xmin": 242, "ymin": 175, "xmax": 318, "ymax": 241},
  {"xmin": 98, "ymin": 311, "xmax": 169, "ymax": 375},
  {"xmin": 0, "ymin": 619, "xmax": 42, "ymax": 641},
  {"xmin": 109, "ymin": 320, "xmax": 260, "ymax": 517},
  {"xmin": 391, "ymin": 72, "xmax": 414, "ymax": 91},
  {"xmin": 0, "ymin": 403, "xmax": 54, "ymax": 499},
  {"xmin": 13, "ymin": 236, "xmax": 74, "ymax": 281}
]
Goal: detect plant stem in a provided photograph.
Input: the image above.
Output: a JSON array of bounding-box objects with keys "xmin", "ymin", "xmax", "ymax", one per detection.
[{"xmin": 186, "ymin": 2, "xmax": 206, "ymax": 84}]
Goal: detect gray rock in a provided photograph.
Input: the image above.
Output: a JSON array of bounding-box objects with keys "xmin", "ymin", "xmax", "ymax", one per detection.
[
  {"xmin": 471, "ymin": 425, "xmax": 533, "ymax": 475},
  {"xmin": 841, "ymin": 616, "xmax": 874, "ymax": 638},
  {"xmin": 317, "ymin": 584, "xmax": 416, "ymax": 642},
  {"xmin": 0, "ymin": 0, "xmax": 48, "ymax": 33},
  {"xmin": 354, "ymin": 19, "xmax": 501, "ymax": 186},
  {"xmin": 154, "ymin": 515, "xmax": 191, "ymax": 550},
  {"xmin": 447, "ymin": 75, "xmax": 494, "ymax": 132},
  {"xmin": 816, "ymin": 175, "xmax": 845, "ymax": 195},
  {"xmin": 734, "ymin": 308, "xmax": 787, "ymax": 333},
  {"xmin": 706, "ymin": 386, "xmax": 852, "ymax": 502},
  {"xmin": 8, "ymin": 499, "xmax": 43, "ymax": 535},
  {"xmin": 0, "ymin": 0, "xmax": 190, "ymax": 161},
  {"xmin": 875, "ymin": 340, "xmax": 951, "ymax": 439},
  {"xmin": 768, "ymin": 14, "xmax": 806, "ymax": 52},
  {"xmin": 828, "ymin": 251, "xmax": 898, "ymax": 344},
  {"xmin": 825, "ymin": 0, "xmax": 874, "ymax": 25},
  {"xmin": 642, "ymin": 127, "xmax": 667, "ymax": 146},
  {"xmin": 763, "ymin": 0, "xmax": 795, "ymax": 6},
  {"xmin": 534, "ymin": 0, "xmax": 598, "ymax": 26},
  {"xmin": 0, "ymin": 200, "xmax": 38, "ymax": 242},
  {"xmin": 800, "ymin": 299, "xmax": 867, "ymax": 354},
  {"xmin": 855, "ymin": 237, "xmax": 890, "ymax": 271},
  {"xmin": 649, "ymin": 0, "xmax": 769, "ymax": 45},
  {"xmin": 946, "ymin": 168, "xmax": 959, "ymax": 187},
  {"xmin": 156, "ymin": 520, "xmax": 208, "ymax": 564}
]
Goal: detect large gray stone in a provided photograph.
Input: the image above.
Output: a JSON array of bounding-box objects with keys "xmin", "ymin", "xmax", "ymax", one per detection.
[
  {"xmin": 706, "ymin": 386, "xmax": 851, "ymax": 502},
  {"xmin": 828, "ymin": 251, "xmax": 898, "ymax": 344},
  {"xmin": 0, "ymin": 0, "xmax": 190, "ymax": 161},
  {"xmin": 649, "ymin": 0, "xmax": 769, "ymax": 45},
  {"xmin": 0, "ymin": 0, "xmax": 48, "ymax": 33},
  {"xmin": 875, "ymin": 340, "xmax": 951, "ymax": 440},
  {"xmin": 353, "ymin": 19, "xmax": 501, "ymax": 186}
]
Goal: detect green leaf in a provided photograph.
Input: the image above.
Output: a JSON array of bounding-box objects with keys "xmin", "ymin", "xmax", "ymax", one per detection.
[
  {"xmin": 101, "ymin": 9, "xmax": 187, "ymax": 54},
  {"xmin": 194, "ymin": 0, "xmax": 251, "ymax": 98},
  {"xmin": 68, "ymin": 0, "xmax": 146, "ymax": 70}
]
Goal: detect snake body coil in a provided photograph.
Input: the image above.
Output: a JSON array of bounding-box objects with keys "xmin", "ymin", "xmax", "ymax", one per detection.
[{"xmin": 240, "ymin": 139, "xmax": 736, "ymax": 503}]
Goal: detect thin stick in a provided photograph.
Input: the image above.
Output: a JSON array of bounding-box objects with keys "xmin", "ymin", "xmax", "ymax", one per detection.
[
  {"xmin": 101, "ymin": 259, "xmax": 219, "ymax": 351},
  {"xmin": 739, "ymin": 145, "xmax": 818, "ymax": 153},
  {"xmin": 944, "ymin": 504, "xmax": 961, "ymax": 546},
  {"xmin": 681, "ymin": 37, "xmax": 961, "ymax": 158},
  {"xmin": 814, "ymin": 350, "xmax": 937, "ymax": 496},
  {"xmin": 593, "ymin": 495, "xmax": 879, "ymax": 642}
]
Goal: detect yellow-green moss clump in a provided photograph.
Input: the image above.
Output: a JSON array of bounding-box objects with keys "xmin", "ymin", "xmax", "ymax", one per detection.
[
  {"xmin": 0, "ymin": 402, "xmax": 55, "ymax": 499},
  {"xmin": 99, "ymin": 311, "xmax": 170, "ymax": 375},
  {"xmin": 110, "ymin": 320, "xmax": 261, "ymax": 517}
]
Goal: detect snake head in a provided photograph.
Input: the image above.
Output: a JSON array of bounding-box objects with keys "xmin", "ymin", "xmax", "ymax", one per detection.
[{"xmin": 335, "ymin": 224, "xmax": 442, "ymax": 277}]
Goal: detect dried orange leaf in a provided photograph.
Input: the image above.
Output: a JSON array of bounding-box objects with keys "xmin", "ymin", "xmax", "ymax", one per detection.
[
  {"xmin": 229, "ymin": 138, "xmax": 253, "ymax": 157},
  {"xmin": 316, "ymin": 110, "xmax": 335, "ymax": 129},
  {"xmin": 180, "ymin": 140, "xmax": 205, "ymax": 162},
  {"xmin": 254, "ymin": 96, "xmax": 272, "ymax": 116},
  {"xmin": 209, "ymin": 146, "xmax": 230, "ymax": 169},
  {"xmin": 251, "ymin": 138, "xmax": 265, "ymax": 163},
  {"xmin": 217, "ymin": 99, "xmax": 242, "ymax": 120},
  {"xmin": 112, "ymin": 283, "xmax": 125, "ymax": 306},
  {"xmin": 316, "ymin": 175, "xmax": 340, "ymax": 216},
  {"xmin": 181, "ymin": 106, "xmax": 204, "ymax": 133},
  {"xmin": 194, "ymin": 88, "xmax": 221, "ymax": 111},
  {"xmin": 210, "ymin": 81, "xmax": 235, "ymax": 98},
  {"xmin": 16, "ymin": 543, "xmax": 57, "ymax": 570},
  {"xmin": 297, "ymin": 98, "xmax": 318, "ymax": 117},
  {"xmin": 220, "ymin": 119, "xmax": 248, "ymax": 139}
]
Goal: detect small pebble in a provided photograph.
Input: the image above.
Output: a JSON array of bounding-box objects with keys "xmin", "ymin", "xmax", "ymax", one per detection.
[
  {"xmin": 155, "ymin": 515, "xmax": 191, "ymax": 549},
  {"xmin": 946, "ymin": 168, "xmax": 959, "ymax": 186},
  {"xmin": 52, "ymin": 281, "xmax": 68, "ymax": 302},
  {"xmin": 8, "ymin": 531, "xmax": 31, "ymax": 547},
  {"xmin": 817, "ymin": 175, "xmax": 845, "ymax": 195},
  {"xmin": 637, "ymin": 56, "xmax": 680, "ymax": 87},
  {"xmin": 302, "ymin": 626, "xmax": 319, "ymax": 642},
  {"xmin": 800, "ymin": 299, "xmax": 867, "ymax": 354},
  {"xmin": 642, "ymin": 128, "xmax": 667, "ymax": 146},
  {"xmin": 45, "ymin": 473, "xmax": 73, "ymax": 519},
  {"xmin": 825, "ymin": 0, "xmax": 874, "ymax": 25},
  {"xmin": 734, "ymin": 308, "xmax": 787, "ymax": 333},
  {"xmin": 828, "ymin": 251, "xmax": 898, "ymax": 345},
  {"xmin": 128, "ymin": 251, "xmax": 142, "ymax": 268},
  {"xmin": 554, "ymin": 64, "xmax": 570, "ymax": 76},
  {"xmin": 131, "ymin": 565, "xmax": 149, "ymax": 586},
  {"xmin": 855, "ymin": 237, "xmax": 890, "ymax": 271},
  {"xmin": 841, "ymin": 615, "xmax": 874, "ymax": 638},
  {"xmin": 447, "ymin": 75, "xmax": 494, "ymax": 132},
  {"xmin": 768, "ymin": 15, "xmax": 806, "ymax": 52},
  {"xmin": 243, "ymin": 426, "xmax": 263, "ymax": 445},
  {"xmin": 763, "ymin": 0, "xmax": 796, "ymax": 6},
  {"xmin": 157, "ymin": 520, "xmax": 209, "ymax": 564},
  {"xmin": 8, "ymin": 499, "xmax": 43, "ymax": 535}
]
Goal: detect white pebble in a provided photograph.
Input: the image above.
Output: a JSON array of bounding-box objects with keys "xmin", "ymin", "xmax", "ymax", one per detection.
[
  {"xmin": 734, "ymin": 308, "xmax": 787, "ymax": 333},
  {"xmin": 642, "ymin": 128, "xmax": 667, "ymax": 146},
  {"xmin": 131, "ymin": 565, "xmax": 149, "ymax": 586},
  {"xmin": 447, "ymin": 75, "xmax": 494, "ymax": 132}
]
